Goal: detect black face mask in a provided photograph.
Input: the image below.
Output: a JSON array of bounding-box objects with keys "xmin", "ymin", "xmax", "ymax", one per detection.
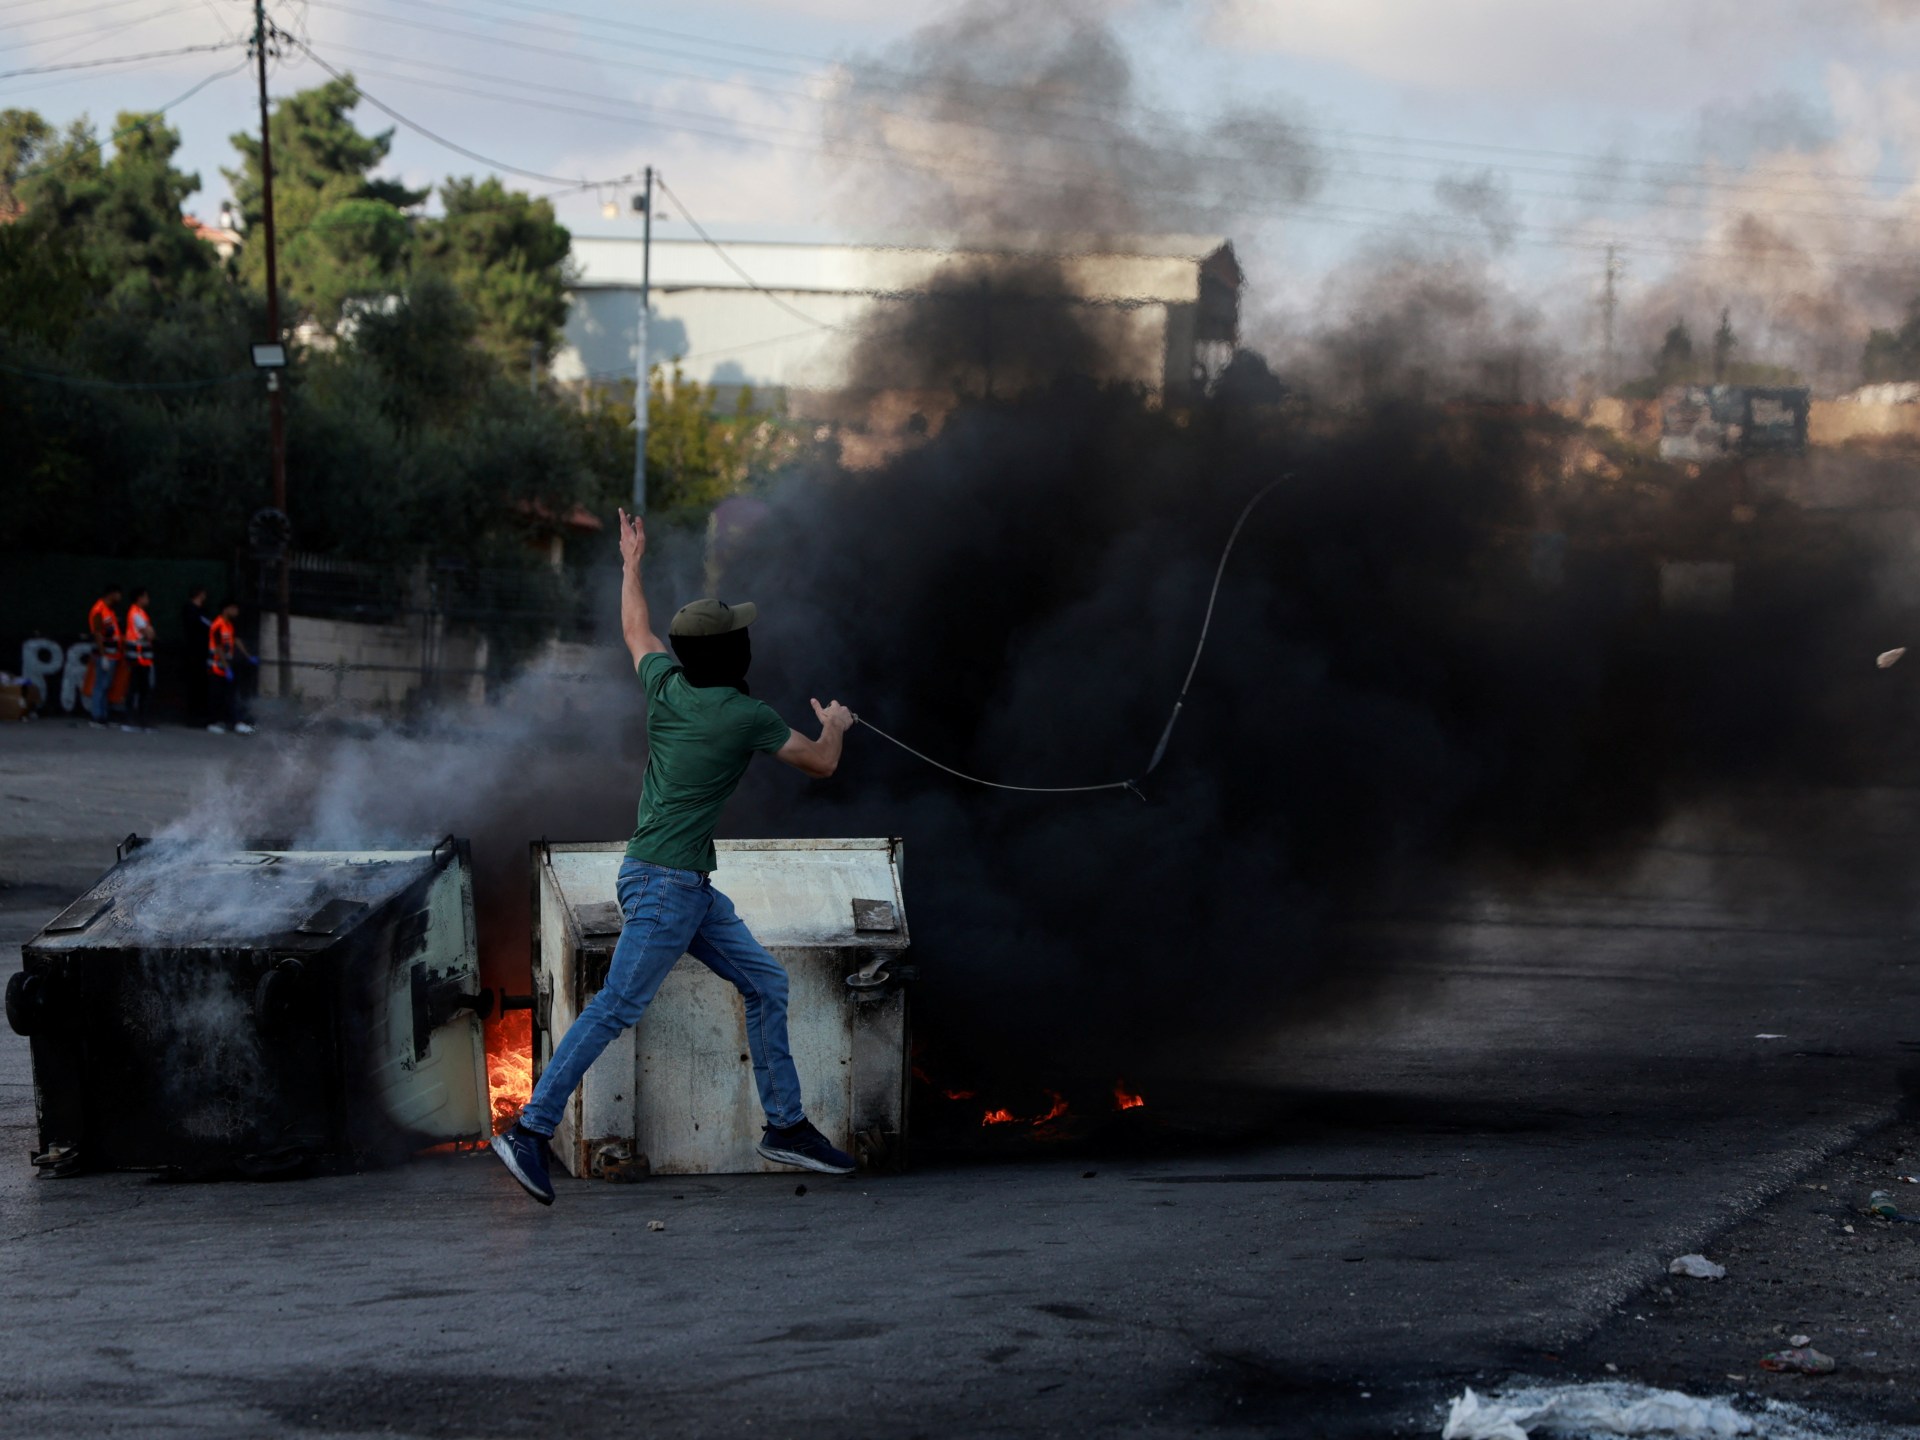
[{"xmin": 670, "ymin": 628, "xmax": 752, "ymax": 693}]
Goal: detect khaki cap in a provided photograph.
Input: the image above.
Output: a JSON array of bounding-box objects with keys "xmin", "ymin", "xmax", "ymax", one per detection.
[{"xmin": 668, "ymin": 598, "xmax": 758, "ymax": 637}]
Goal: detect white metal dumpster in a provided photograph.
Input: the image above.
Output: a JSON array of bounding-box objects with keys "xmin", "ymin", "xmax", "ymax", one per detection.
[{"xmin": 530, "ymin": 839, "xmax": 910, "ymax": 1177}]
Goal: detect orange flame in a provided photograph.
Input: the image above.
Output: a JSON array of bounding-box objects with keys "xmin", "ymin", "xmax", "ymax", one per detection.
[
  {"xmin": 981, "ymin": 1091, "xmax": 1072, "ymax": 1127},
  {"xmin": 487, "ymin": 1009, "xmax": 533, "ymax": 1134},
  {"xmin": 944, "ymin": 1088, "xmax": 978, "ymax": 1100},
  {"xmin": 1113, "ymin": 1081, "xmax": 1145, "ymax": 1111}
]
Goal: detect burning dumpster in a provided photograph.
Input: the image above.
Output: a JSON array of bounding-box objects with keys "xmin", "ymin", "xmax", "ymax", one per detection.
[
  {"xmin": 7, "ymin": 835, "xmax": 491, "ymax": 1177},
  {"xmin": 530, "ymin": 838, "xmax": 910, "ymax": 1178}
]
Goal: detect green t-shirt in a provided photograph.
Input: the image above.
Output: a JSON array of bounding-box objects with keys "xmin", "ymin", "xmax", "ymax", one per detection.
[{"xmin": 625, "ymin": 651, "xmax": 793, "ymax": 872}]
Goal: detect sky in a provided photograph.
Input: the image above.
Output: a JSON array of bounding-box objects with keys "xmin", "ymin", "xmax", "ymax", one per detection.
[{"xmin": 9, "ymin": 0, "xmax": 1920, "ymax": 382}]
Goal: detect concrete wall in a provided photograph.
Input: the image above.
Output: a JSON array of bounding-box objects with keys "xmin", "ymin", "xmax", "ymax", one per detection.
[
  {"xmin": 1808, "ymin": 400, "xmax": 1920, "ymax": 447},
  {"xmin": 256, "ymin": 615, "xmax": 488, "ymax": 710}
]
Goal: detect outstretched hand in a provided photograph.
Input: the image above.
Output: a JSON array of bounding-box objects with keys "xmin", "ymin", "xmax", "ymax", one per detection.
[
  {"xmin": 812, "ymin": 698, "xmax": 854, "ymax": 734},
  {"xmin": 617, "ymin": 507, "xmax": 647, "ymax": 569}
]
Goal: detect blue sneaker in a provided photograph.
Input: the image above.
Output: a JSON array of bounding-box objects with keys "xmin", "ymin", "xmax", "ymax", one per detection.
[
  {"xmin": 757, "ymin": 1118, "xmax": 856, "ymax": 1175},
  {"xmin": 490, "ymin": 1123, "xmax": 555, "ymax": 1205}
]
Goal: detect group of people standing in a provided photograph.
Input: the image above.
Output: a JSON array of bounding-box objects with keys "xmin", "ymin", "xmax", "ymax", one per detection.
[{"xmin": 83, "ymin": 583, "xmax": 256, "ymax": 734}]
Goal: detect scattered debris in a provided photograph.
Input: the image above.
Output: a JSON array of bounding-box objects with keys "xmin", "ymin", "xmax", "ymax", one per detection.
[
  {"xmin": 1789, "ymin": 1335, "xmax": 1811, "ymax": 1348},
  {"xmin": 1758, "ymin": 1348, "xmax": 1835, "ymax": 1376},
  {"xmin": 1668, "ymin": 1254, "xmax": 1726, "ymax": 1280},
  {"xmin": 646, "ymin": 1220, "xmax": 666, "ymax": 1232},
  {"xmin": 1753, "ymin": 1034, "xmax": 1786, "ymax": 1041},
  {"xmin": 1441, "ymin": 1382, "xmax": 1756, "ymax": 1439},
  {"xmin": 794, "ymin": 1184, "xmax": 808, "ymax": 1196},
  {"xmin": 1877, "ymin": 647, "xmax": 1906, "ymax": 670},
  {"xmin": 1865, "ymin": 1190, "xmax": 1920, "ymax": 1221}
]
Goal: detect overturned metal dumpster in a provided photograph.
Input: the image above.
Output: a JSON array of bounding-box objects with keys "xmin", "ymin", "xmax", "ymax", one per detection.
[
  {"xmin": 7, "ymin": 835, "xmax": 491, "ymax": 1176},
  {"xmin": 531, "ymin": 838, "xmax": 910, "ymax": 1178}
]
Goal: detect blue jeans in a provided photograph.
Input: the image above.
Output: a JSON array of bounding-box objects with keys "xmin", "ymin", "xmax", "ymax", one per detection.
[
  {"xmin": 89, "ymin": 656, "xmax": 116, "ymax": 721},
  {"xmin": 520, "ymin": 858, "xmax": 805, "ymax": 1136}
]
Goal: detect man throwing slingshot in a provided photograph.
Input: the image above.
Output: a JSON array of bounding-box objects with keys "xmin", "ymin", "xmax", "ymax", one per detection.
[{"xmin": 492, "ymin": 508, "xmax": 858, "ymax": 1205}]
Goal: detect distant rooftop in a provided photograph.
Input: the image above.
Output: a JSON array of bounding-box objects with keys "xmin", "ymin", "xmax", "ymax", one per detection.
[{"xmin": 569, "ymin": 234, "xmax": 1237, "ymax": 304}]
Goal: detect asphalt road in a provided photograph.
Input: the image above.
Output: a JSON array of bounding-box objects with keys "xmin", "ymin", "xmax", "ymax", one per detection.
[{"xmin": 1, "ymin": 720, "xmax": 1916, "ymax": 1439}]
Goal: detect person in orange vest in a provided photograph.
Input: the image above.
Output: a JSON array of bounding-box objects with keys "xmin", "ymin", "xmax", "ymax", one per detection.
[
  {"xmin": 85, "ymin": 583, "xmax": 123, "ymax": 728},
  {"xmin": 121, "ymin": 585, "xmax": 157, "ymax": 732},
  {"xmin": 206, "ymin": 599, "xmax": 257, "ymax": 735}
]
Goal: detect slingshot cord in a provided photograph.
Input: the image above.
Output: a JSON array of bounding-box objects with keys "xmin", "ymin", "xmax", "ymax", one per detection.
[{"xmin": 853, "ymin": 475, "xmax": 1288, "ymax": 799}]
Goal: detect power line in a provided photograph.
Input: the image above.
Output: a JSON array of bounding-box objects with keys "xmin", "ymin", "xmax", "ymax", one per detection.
[
  {"xmin": 0, "ymin": 40, "xmax": 237, "ymax": 80},
  {"xmin": 288, "ymin": 36, "xmax": 613, "ymax": 187},
  {"xmin": 265, "ymin": 9, "xmax": 1920, "ymax": 273},
  {"xmin": 308, "ymin": 38, "xmax": 1920, "ymax": 234},
  {"xmin": 652, "ymin": 175, "xmax": 838, "ymax": 331},
  {"xmin": 272, "ymin": 173, "xmax": 626, "ymax": 241},
  {"xmin": 302, "ymin": 53, "xmax": 1920, "ymax": 272},
  {"xmin": 374, "ymin": 0, "xmax": 1918, "ymax": 199},
  {"xmin": 0, "ymin": 1, "xmax": 207, "ymax": 54},
  {"xmin": 299, "ymin": 0, "xmax": 1920, "ymax": 228},
  {"xmin": 0, "ymin": 0, "xmax": 181, "ymax": 35},
  {"xmin": 0, "ymin": 357, "xmax": 254, "ymax": 390},
  {"xmin": 447, "ymin": 0, "xmax": 857, "ymax": 75},
  {"xmin": 12, "ymin": 57, "xmax": 248, "ymax": 181}
]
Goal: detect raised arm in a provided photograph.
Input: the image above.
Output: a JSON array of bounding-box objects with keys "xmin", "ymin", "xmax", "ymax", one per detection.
[
  {"xmin": 775, "ymin": 698, "xmax": 854, "ymax": 779},
  {"xmin": 618, "ymin": 507, "xmax": 669, "ymax": 666}
]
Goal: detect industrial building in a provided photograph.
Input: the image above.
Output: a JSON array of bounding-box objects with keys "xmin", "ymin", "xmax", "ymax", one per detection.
[{"xmin": 552, "ymin": 234, "xmax": 1243, "ymax": 407}]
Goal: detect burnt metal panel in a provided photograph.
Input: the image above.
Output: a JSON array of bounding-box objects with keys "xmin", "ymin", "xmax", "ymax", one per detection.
[
  {"xmin": 299, "ymin": 897, "xmax": 368, "ymax": 936},
  {"xmin": 575, "ymin": 900, "xmax": 625, "ymax": 937},
  {"xmin": 852, "ymin": 898, "xmax": 898, "ymax": 933},
  {"xmin": 43, "ymin": 896, "xmax": 111, "ymax": 934}
]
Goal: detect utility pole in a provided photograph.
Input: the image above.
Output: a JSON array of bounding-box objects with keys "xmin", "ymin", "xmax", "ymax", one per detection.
[
  {"xmin": 1601, "ymin": 243, "xmax": 1621, "ymax": 395},
  {"xmin": 253, "ymin": 0, "xmax": 291, "ymax": 698},
  {"xmin": 631, "ymin": 165, "xmax": 653, "ymax": 512}
]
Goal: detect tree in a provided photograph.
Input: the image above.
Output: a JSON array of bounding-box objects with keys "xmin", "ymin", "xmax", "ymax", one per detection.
[
  {"xmin": 636, "ymin": 364, "xmax": 806, "ymax": 516},
  {"xmin": 1654, "ymin": 319, "xmax": 1695, "ymax": 387},
  {"xmin": 1863, "ymin": 299, "xmax": 1920, "ymax": 384},
  {"xmin": 1711, "ymin": 308, "xmax": 1737, "ymax": 382},
  {"xmin": 0, "ymin": 107, "xmax": 56, "ymax": 219},
  {"xmin": 225, "ymin": 77, "xmax": 427, "ymax": 330},
  {"xmin": 416, "ymin": 176, "xmax": 572, "ymax": 372},
  {"xmin": 7, "ymin": 110, "xmax": 220, "ymax": 306},
  {"xmin": 345, "ymin": 272, "xmax": 491, "ymax": 432},
  {"xmin": 288, "ymin": 271, "xmax": 612, "ymax": 574}
]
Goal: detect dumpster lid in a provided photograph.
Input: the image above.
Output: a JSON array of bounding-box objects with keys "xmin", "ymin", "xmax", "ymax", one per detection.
[
  {"xmin": 544, "ymin": 838, "xmax": 908, "ymax": 949},
  {"xmin": 27, "ymin": 840, "xmax": 444, "ymax": 952}
]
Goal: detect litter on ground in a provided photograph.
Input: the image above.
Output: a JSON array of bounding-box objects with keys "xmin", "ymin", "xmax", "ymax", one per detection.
[
  {"xmin": 1758, "ymin": 1348, "xmax": 1835, "ymax": 1376},
  {"xmin": 1442, "ymin": 1383, "xmax": 1754, "ymax": 1439},
  {"xmin": 1668, "ymin": 1254, "xmax": 1726, "ymax": 1279}
]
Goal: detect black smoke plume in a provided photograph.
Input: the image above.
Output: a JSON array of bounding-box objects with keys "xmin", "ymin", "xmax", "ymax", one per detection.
[
  {"xmin": 711, "ymin": 306, "xmax": 1887, "ymax": 1105},
  {"xmin": 823, "ymin": 0, "xmax": 1318, "ymax": 240}
]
